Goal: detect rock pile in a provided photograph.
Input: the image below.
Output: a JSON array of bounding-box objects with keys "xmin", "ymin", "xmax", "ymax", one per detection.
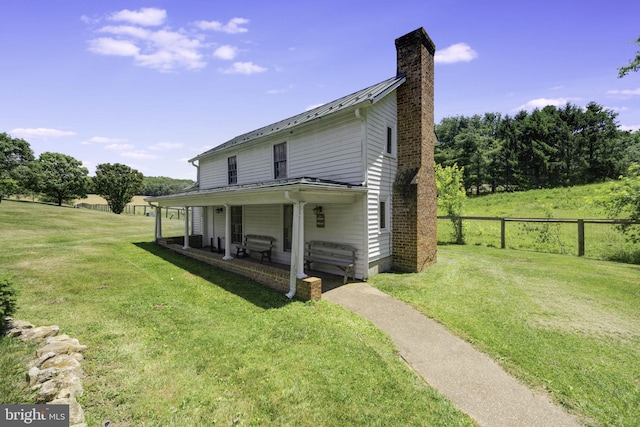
[{"xmin": 5, "ymin": 318, "xmax": 87, "ymax": 427}]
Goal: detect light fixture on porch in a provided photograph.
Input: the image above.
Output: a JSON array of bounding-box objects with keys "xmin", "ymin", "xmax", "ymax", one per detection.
[
  {"xmin": 215, "ymin": 207, "xmax": 223, "ymax": 214},
  {"xmin": 313, "ymin": 205, "xmax": 323, "ymax": 216}
]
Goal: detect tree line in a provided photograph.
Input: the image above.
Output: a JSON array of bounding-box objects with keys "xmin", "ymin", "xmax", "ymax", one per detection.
[
  {"xmin": 435, "ymin": 102, "xmax": 640, "ymax": 194},
  {"xmin": 0, "ymin": 133, "xmax": 194, "ymax": 213}
]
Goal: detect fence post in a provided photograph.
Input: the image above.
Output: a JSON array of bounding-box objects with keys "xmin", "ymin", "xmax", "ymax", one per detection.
[
  {"xmin": 457, "ymin": 217, "xmax": 463, "ymax": 245},
  {"xmin": 501, "ymin": 218, "xmax": 506, "ymax": 249},
  {"xmin": 578, "ymin": 219, "xmax": 585, "ymax": 256}
]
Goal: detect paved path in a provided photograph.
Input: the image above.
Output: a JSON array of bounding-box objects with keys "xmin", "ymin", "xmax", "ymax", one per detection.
[{"xmin": 323, "ymin": 283, "xmax": 582, "ymax": 427}]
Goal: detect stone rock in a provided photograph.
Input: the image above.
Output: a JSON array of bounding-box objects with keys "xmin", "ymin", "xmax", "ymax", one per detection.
[
  {"xmin": 50, "ymin": 397, "xmax": 85, "ymax": 425},
  {"xmin": 41, "ymin": 354, "xmax": 82, "ymax": 370},
  {"xmin": 33, "ymin": 351, "xmax": 57, "ymax": 368},
  {"xmin": 20, "ymin": 325, "xmax": 59, "ymax": 342},
  {"xmin": 36, "ymin": 340, "xmax": 88, "ymax": 357}
]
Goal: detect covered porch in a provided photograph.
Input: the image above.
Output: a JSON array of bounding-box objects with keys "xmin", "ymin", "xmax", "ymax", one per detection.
[{"xmin": 146, "ymin": 178, "xmax": 367, "ymax": 300}]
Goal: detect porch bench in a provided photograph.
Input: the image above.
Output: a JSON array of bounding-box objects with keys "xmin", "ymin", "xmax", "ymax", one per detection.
[
  {"xmin": 235, "ymin": 234, "xmax": 275, "ymax": 263},
  {"xmin": 305, "ymin": 241, "xmax": 356, "ymax": 284}
]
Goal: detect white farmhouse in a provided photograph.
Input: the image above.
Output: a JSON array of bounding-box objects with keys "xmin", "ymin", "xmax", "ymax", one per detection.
[{"xmin": 147, "ymin": 28, "xmax": 438, "ymax": 299}]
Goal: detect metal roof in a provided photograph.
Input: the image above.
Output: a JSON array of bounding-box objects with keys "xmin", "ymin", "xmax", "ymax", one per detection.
[{"xmin": 191, "ymin": 74, "xmax": 406, "ymax": 161}]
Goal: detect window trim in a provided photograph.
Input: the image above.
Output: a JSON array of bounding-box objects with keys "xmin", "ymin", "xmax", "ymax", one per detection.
[
  {"xmin": 379, "ymin": 196, "xmax": 390, "ymax": 233},
  {"xmin": 227, "ymin": 155, "xmax": 238, "ymax": 185},
  {"xmin": 273, "ymin": 141, "xmax": 288, "ymax": 179},
  {"xmin": 385, "ymin": 123, "xmax": 397, "ymax": 157}
]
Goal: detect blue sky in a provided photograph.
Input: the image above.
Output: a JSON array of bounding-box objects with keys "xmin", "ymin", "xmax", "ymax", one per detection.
[{"xmin": 1, "ymin": 0, "xmax": 639, "ymax": 180}]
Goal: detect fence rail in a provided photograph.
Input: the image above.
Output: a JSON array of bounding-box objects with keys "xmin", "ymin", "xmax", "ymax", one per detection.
[
  {"xmin": 75, "ymin": 203, "xmax": 185, "ymax": 219},
  {"xmin": 438, "ymin": 216, "xmax": 639, "ymax": 258}
]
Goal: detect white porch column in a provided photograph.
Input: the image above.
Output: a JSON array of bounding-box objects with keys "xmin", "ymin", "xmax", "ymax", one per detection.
[
  {"xmin": 183, "ymin": 206, "xmax": 190, "ymax": 249},
  {"xmin": 286, "ymin": 201, "xmax": 301, "ymax": 299},
  {"xmin": 223, "ymin": 204, "xmax": 233, "ymax": 260},
  {"xmin": 156, "ymin": 207, "xmax": 163, "ymax": 240},
  {"xmin": 296, "ymin": 202, "xmax": 307, "ymax": 279}
]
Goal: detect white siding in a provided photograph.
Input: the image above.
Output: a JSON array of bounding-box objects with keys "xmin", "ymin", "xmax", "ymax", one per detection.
[
  {"xmin": 289, "ymin": 113, "xmax": 364, "ymax": 184},
  {"xmin": 365, "ymin": 94, "xmax": 397, "ymax": 266}
]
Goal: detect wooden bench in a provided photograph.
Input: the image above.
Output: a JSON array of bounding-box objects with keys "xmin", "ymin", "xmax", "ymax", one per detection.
[
  {"xmin": 305, "ymin": 241, "xmax": 356, "ymax": 284},
  {"xmin": 235, "ymin": 234, "xmax": 275, "ymax": 263}
]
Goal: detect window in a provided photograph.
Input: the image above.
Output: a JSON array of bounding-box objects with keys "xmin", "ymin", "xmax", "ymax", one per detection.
[
  {"xmin": 228, "ymin": 156, "xmax": 237, "ymax": 185},
  {"xmin": 231, "ymin": 206, "xmax": 243, "ymax": 243},
  {"xmin": 379, "ymin": 197, "xmax": 390, "ymax": 231},
  {"xmin": 274, "ymin": 142, "xmax": 287, "ymax": 179},
  {"xmin": 283, "ymin": 204, "xmax": 293, "ymax": 252},
  {"xmin": 386, "ymin": 126, "xmax": 395, "ymax": 154}
]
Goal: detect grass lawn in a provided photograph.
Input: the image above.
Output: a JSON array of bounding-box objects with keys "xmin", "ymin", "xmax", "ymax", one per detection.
[
  {"xmin": 0, "ymin": 200, "xmax": 474, "ymax": 426},
  {"xmin": 372, "ymin": 244, "xmax": 640, "ymax": 427}
]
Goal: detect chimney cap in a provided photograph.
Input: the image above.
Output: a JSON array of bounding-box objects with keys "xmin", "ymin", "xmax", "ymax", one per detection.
[{"xmin": 395, "ymin": 27, "xmax": 436, "ymax": 55}]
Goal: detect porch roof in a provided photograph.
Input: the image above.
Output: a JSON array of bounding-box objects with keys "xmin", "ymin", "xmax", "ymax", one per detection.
[{"xmin": 145, "ymin": 177, "xmax": 367, "ymax": 207}]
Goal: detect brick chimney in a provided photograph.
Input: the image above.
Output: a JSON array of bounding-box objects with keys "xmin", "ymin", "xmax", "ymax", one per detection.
[{"xmin": 392, "ymin": 28, "xmax": 437, "ymax": 272}]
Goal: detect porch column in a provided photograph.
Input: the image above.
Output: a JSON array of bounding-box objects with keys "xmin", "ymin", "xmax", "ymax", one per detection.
[
  {"xmin": 183, "ymin": 206, "xmax": 190, "ymax": 249},
  {"xmin": 156, "ymin": 207, "xmax": 163, "ymax": 240},
  {"xmin": 223, "ymin": 204, "xmax": 233, "ymax": 260},
  {"xmin": 296, "ymin": 202, "xmax": 307, "ymax": 279},
  {"xmin": 286, "ymin": 201, "xmax": 301, "ymax": 299}
]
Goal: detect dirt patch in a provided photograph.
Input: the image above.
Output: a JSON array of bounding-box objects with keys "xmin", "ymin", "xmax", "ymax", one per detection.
[{"xmin": 525, "ymin": 286, "xmax": 640, "ymax": 341}]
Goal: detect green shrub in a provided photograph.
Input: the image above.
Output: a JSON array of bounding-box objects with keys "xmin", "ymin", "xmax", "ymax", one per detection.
[{"xmin": 0, "ymin": 275, "xmax": 17, "ymax": 330}]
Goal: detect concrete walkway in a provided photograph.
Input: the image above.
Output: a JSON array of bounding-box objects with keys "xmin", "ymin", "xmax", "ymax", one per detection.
[{"xmin": 323, "ymin": 283, "xmax": 583, "ymax": 427}]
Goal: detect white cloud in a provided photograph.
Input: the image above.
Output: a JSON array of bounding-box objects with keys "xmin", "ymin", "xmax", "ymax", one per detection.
[
  {"xmin": 149, "ymin": 142, "xmax": 184, "ymax": 150},
  {"xmin": 86, "ymin": 11, "xmax": 260, "ymax": 73},
  {"xmin": 607, "ymin": 88, "xmax": 640, "ymax": 97},
  {"xmin": 105, "ymin": 143, "xmax": 134, "ymax": 150},
  {"xmin": 194, "ymin": 17, "xmax": 249, "ymax": 34},
  {"xmin": 515, "ymin": 97, "xmax": 579, "ymax": 111},
  {"xmin": 221, "ymin": 61, "xmax": 267, "ymax": 75},
  {"xmin": 99, "ymin": 25, "xmax": 150, "ymax": 39},
  {"xmin": 620, "ymin": 124, "xmax": 640, "ymax": 132},
  {"xmin": 87, "ymin": 136, "xmax": 128, "ymax": 144},
  {"xmin": 10, "ymin": 128, "xmax": 76, "ymax": 139},
  {"xmin": 88, "ymin": 37, "xmax": 140, "ymax": 56},
  {"xmin": 267, "ymin": 85, "xmax": 294, "ymax": 95},
  {"xmin": 121, "ymin": 151, "xmax": 159, "ymax": 160},
  {"xmin": 109, "ymin": 8, "xmax": 166, "ymax": 27},
  {"xmin": 213, "ymin": 45, "xmax": 238, "ymax": 60},
  {"xmin": 434, "ymin": 43, "xmax": 478, "ymax": 64}
]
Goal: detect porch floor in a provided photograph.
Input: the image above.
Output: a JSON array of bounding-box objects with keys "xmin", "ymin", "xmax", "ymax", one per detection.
[{"xmin": 185, "ymin": 245, "xmax": 348, "ymax": 292}]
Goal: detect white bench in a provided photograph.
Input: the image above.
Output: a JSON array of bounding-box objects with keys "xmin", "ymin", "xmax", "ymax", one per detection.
[
  {"xmin": 235, "ymin": 234, "xmax": 275, "ymax": 263},
  {"xmin": 305, "ymin": 241, "xmax": 356, "ymax": 284}
]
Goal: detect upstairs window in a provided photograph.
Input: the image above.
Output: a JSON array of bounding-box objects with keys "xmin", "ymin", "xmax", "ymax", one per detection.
[
  {"xmin": 274, "ymin": 142, "xmax": 287, "ymax": 179},
  {"xmin": 228, "ymin": 156, "xmax": 237, "ymax": 185},
  {"xmin": 386, "ymin": 126, "xmax": 393, "ymax": 154}
]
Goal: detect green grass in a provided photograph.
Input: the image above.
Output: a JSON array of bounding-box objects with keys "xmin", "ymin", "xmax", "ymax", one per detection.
[
  {"xmin": 0, "ymin": 200, "xmax": 474, "ymax": 426},
  {"xmin": 372, "ymin": 245, "xmax": 640, "ymax": 427},
  {"xmin": 438, "ymin": 183, "xmax": 640, "ymax": 262}
]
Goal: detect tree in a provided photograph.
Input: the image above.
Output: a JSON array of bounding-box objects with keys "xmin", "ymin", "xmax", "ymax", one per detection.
[
  {"xmin": 0, "ymin": 133, "xmax": 35, "ymax": 202},
  {"xmin": 94, "ymin": 163, "xmax": 144, "ymax": 214},
  {"xmin": 594, "ymin": 163, "xmax": 640, "ymax": 243},
  {"xmin": 618, "ymin": 36, "xmax": 640, "ymax": 78},
  {"xmin": 435, "ymin": 163, "xmax": 466, "ymax": 242},
  {"xmin": 37, "ymin": 152, "xmax": 90, "ymax": 206}
]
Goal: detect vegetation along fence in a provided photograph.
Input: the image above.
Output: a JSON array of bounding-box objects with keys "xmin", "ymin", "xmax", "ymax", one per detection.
[
  {"xmin": 76, "ymin": 203, "xmax": 186, "ymax": 219},
  {"xmin": 437, "ymin": 216, "xmax": 640, "ymax": 261}
]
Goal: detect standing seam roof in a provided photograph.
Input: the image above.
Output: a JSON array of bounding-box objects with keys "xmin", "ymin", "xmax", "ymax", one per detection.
[{"xmin": 191, "ymin": 74, "xmax": 406, "ymax": 161}]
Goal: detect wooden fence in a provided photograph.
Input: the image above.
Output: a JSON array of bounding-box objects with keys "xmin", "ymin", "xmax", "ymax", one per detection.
[
  {"xmin": 438, "ymin": 216, "xmax": 639, "ymax": 257},
  {"xmin": 76, "ymin": 203, "xmax": 185, "ymax": 219}
]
